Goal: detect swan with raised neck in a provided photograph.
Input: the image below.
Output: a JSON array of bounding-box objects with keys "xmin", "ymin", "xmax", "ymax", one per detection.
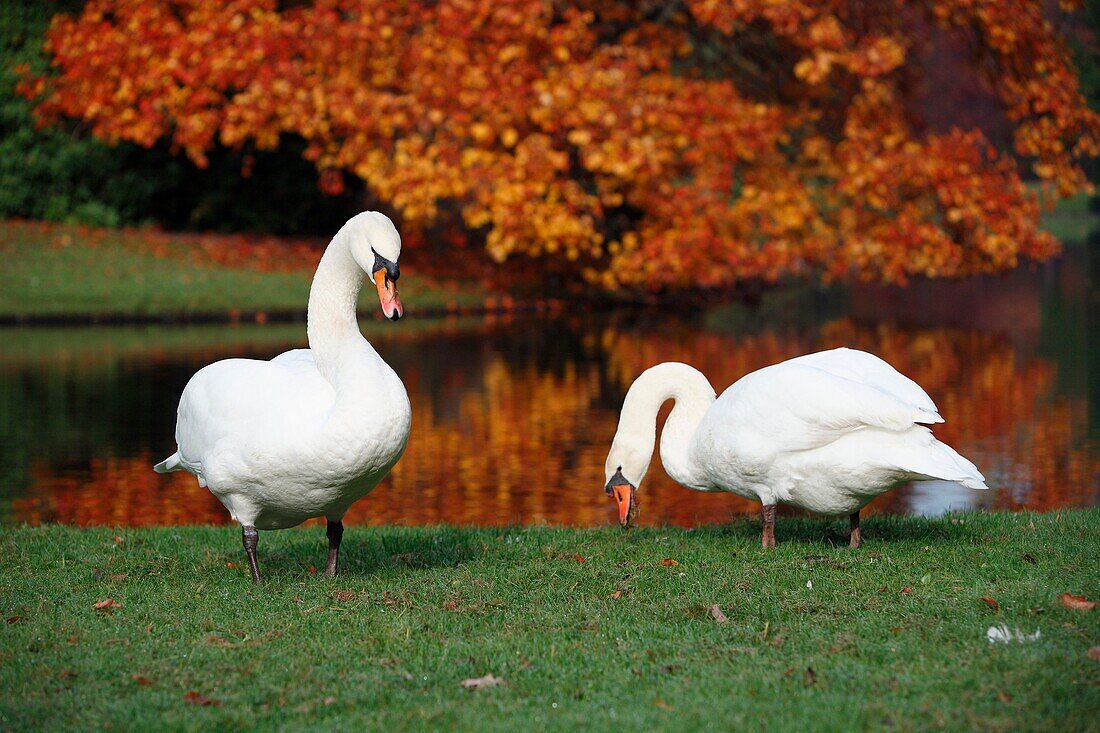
[{"xmin": 154, "ymin": 211, "xmax": 410, "ymax": 583}]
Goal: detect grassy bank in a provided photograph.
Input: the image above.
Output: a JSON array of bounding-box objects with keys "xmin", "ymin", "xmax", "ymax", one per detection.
[
  {"xmin": 2, "ymin": 511, "xmax": 1097, "ymax": 731},
  {"xmin": 0, "ymin": 221, "xmax": 481, "ymax": 320}
]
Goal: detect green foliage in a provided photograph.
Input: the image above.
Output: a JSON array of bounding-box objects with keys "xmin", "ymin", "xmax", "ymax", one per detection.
[{"xmin": 0, "ymin": 513, "xmax": 1097, "ymax": 731}]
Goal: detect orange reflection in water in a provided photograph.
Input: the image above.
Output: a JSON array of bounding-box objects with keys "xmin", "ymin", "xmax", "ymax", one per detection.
[{"xmin": 9, "ymin": 316, "xmax": 1097, "ymax": 528}]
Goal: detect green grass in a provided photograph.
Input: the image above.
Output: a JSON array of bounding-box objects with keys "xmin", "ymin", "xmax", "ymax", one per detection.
[
  {"xmin": 1039, "ymin": 191, "xmax": 1100, "ymax": 244},
  {"xmin": 0, "ymin": 223, "xmax": 479, "ymax": 318},
  {"xmin": 1, "ymin": 512, "xmax": 1097, "ymax": 731}
]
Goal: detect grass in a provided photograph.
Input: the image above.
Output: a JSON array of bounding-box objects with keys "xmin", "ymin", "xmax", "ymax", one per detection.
[
  {"xmin": 1, "ymin": 511, "xmax": 1097, "ymax": 731},
  {"xmin": 0, "ymin": 221, "xmax": 480, "ymax": 319},
  {"xmin": 1038, "ymin": 191, "xmax": 1100, "ymax": 244}
]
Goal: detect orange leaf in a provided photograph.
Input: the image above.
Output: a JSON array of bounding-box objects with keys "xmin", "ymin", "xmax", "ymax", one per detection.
[
  {"xmin": 183, "ymin": 691, "xmax": 220, "ymax": 706},
  {"xmin": 980, "ymin": 596, "xmax": 1000, "ymax": 613},
  {"xmin": 659, "ymin": 558, "xmax": 680, "ymax": 567},
  {"xmin": 1059, "ymin": 593, "xmax": 1097, "ymax": 611},
  {"xmin": 94, "ymin": 599, "xmax": 121, "ymax": 610}
]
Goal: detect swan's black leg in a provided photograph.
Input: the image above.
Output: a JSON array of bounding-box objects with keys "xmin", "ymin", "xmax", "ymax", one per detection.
[
  {"xmin": 849, "ymin": 511, "xmax": 862, "ymax": 549},
  {"xmin": 242, "ymin": 525, "xmax": 261, "ymax": 584},
  {"xmin": 324, "ymin": 519, "xmax": 344, "ymax": 577},
  {"xmin": 761, "ymin": 504, "xmax": 777, "ymax": 549}
]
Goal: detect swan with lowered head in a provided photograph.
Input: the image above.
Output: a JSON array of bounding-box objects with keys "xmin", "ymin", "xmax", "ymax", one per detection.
[
  {"xmin": 155, "ymin": 212, "xmax": 412, "ymax": 582},
  {"xmin": 603, "ymin": 348, "xmax": 987, "ymax": 548}
]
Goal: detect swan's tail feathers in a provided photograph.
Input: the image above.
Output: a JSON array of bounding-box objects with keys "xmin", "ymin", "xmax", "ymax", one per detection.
[
  {"xmin": 897, "ymin": 438, "xmax": 988, "ymax": 490},
  {"xmin": 915, "ymin": 407, "xmax": 945, "ymax": 425},
  {"xmin": 154, "ymin": 452, "xmax": 182, "ymax": 474}
]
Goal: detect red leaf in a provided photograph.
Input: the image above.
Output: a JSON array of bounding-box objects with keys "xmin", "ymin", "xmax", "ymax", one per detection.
[
  {"xmin": 900, "ymin": 587, "xmax": 912, "ymax": 595},
  {"xmin": 6, "ymin": 616, "xmax": 25, "ymax": 624},
  {"xmin": 132, "ymin": 675, "xmax": 152, "ymax": 686},
  {"xmin": 184, "ymin": 691, "xmax": 221, "ymax": 706},
  {"xmin": 980, "ymin": 596, "xmax": 1000, "ymax": 613},
  {"xmin": 1059, "ymin": 593, "xmax": 1097, "ymax": 611},
  {"xmin": 659, "ymin": 558, "xmax": 680, "ymax": 567}
]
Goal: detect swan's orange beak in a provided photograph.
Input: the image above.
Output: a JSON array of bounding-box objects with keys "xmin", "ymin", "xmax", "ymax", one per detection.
[
  {"xmin": 373, "ymin": 269, "xmax": 403, "ymax": 321},
  {"xmin": 612, "ymin": 484, "xmax": 636, "ymax": 527},
  {"xmin": 605, "ymin": 469, "xmax": 637, "ymax": 527}
]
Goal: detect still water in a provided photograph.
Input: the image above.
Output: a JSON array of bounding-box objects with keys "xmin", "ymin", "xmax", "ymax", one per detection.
[{"xmin": 1, "ymin": 247, "xmax": 1096, "ymax": 527}]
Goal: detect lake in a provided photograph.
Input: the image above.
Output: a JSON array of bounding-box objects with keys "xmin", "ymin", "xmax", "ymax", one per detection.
[{"xmin": 1, "ymin": 246, "xmax": 1096, "ymax": 528}]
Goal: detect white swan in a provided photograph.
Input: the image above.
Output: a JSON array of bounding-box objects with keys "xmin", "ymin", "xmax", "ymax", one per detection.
[
  {"xmin": 154, "ymin": 212, "xmax": 412, "ymax": 582},
  {"xmin": 603, "ymin": 348, "xmax": 987, "ymax": 548}
]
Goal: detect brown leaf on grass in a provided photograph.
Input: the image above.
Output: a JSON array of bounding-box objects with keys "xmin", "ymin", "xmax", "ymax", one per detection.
[
  {"xmin": 654, "ymin": 698, "xmax": 673, "ymax": 710},
  {"xmin": 308, "ymin": 565, "xmax": 317, "ymax": 575},
  {"xmin": 609, "ymin": 590, "xmax": 622, "ymax": 600},
  {"xmin": 225, "ymin": 561, "xmax": 237, "ymax": 568},
  {"xmin": 460, "ymin": 673, "xmax": 504, "ymax": 690},
  {"xmin": 709, "ymin": 605, "xmax": 729, "ymax": 623},
  {"xmin": 331, "ymin": 590, "xmax": 357, "ymax": 603},
  {"xmin": 132, "ymin": 674, "xmax": 152, "ymax": 685},
  {"xmin": 980, "ymin": 597, "xmax": 1000, "ymax": 613},
  {"xmin": 112, "ymin": 535, "xmax": 125, "ymax": 545},
  {"xmin": 94, "ymin": 599, "xmax": 121, "ymax": 610},
  {"xmin": 1059, "ymin": 593, "xmax": 1097, "ymax": 611},
  {"xmin": 442, "ymin": 599, "xmax": 459, "ymax": 611},
  {"xmin": 803, "ymin": 667, "xmax": 817, "ymax": 686},
  {"xmin": 566, "ymin": 554, "xmax": 586, "ymax": 563},
  {"xmin": 324, "ymin": 696, "xmax": 336, "ymax": 705},
  {"xmin": 900, "ymin": 587, "xmax": 912, "ymax": 595},
  {"xmin": 109, "ymin": 573, "xmax": 128, "ymax": 581},
  {"xmin": 6, "ymin": 616, "xmax": 25, "ymax": 624},
  {"xmin": 183, "ymin": 691, "xmax": 221, "ymax": 706},
  {"xmin": 997, "ymin": 690, "xmax": 1012, "ymax": 703},
  {"xmin": 1087, "ymin": 646, "xmax": 1100, "ymax": 660},
  {"xmin": 659, "ymin": 558, "xmax": 680, "ymax": 567}
]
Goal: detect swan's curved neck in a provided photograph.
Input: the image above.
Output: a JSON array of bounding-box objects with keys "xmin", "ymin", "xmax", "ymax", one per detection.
[
  {"xmin": 307, "ymin": 229, "xmax": 366, "ymax": 384},
  {"xmin": 616, "ymin": 363, "xmax": 716, "ymax": 490}
]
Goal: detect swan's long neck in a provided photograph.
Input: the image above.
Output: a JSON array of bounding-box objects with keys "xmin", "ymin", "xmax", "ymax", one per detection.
[
  {"xmin": 307, "ymin": 229, "xmax": 367, "ymax": 385},
  {"xmin": 615, "ymin": 363, "xmax": 716, "ymax": 490}
]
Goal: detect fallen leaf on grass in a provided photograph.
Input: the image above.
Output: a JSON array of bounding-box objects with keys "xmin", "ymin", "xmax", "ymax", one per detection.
[
  {"xmin": 324, "ymin": 696, "xmax": 336, "ymax": 705},
  {"xmin": 900, "ymin": 587, "xmax": 912, "ymax": 595},
  {"xmin": 225, "ymin": 562, "xmax": 237, "ymax": 568},
  {"xmin": 564, "ymin": 553, "xmax": 586, "ymax": 563},
  {"xmin": 308, "ymin": 565, "xmax": 317, "ymax": 575},
  {"xmin": 1087, "ymin": 647, "xmax": 1100, "ymax": 660},
  {"xmin": 659, "ymin": 558, "xmax": 680, "ymax": 567},
  {"xmin": 442, "ymin": 600, "xmax": 459, "ymax": 611},
  {"xmin": 1022, "ymin": 552, "xmax": 1038, "ymax": 564},
  {"xmin": 132, "ymin": 675, "xmax": 152, "ymax": 686},
  {"xmin": 980, "ymin": 597, "xmax": 1000, "ymax": 613},
  {"xmin": 709, "ymin": 605, "xmax": 728, "ymax": 623},
  {"xmin": 609, "ymin": 590, "xmax": 622, "ymax": 600},
  {"xmin": 109, "ymin": 573, "xmax": 128, "ymax": 581},
  {"xmin": 183, "ymin": 691, "xmax": 221, "ymax": 706},
  {"xmin": 331, "ymin": 590, "xmax": 357, "ymax": 603},
  {"xmin": 6, "ymin": 616, "xmax": 25, "ymax": 624},
  {"xmin": 460, "ymin": 674, "xmax": 504, "ymax": 690},
  {"xmin": 94, "ymin": 599, "xmax": 121, "ymax": 610},
  {"xmin": 112, "ymin": 536, "xmax": 125, "ymax": 545},
  {"xmin": 654, "ymin": 699, "xmax": 673, "ymax": 710},
  {"xmin": 803, "ymin": 667, "xmax": 817, "ymax": 686},
  {"xmin": 997, "ymin": 690, "xmax": 1012, "ymax": 703},
  {"xmin": 1058, "ymin": 593, "xmax": 1096, "ymax": 612}
]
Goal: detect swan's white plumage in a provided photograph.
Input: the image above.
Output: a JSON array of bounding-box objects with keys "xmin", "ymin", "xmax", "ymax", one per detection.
[
  {"xmin": 607, "ymin": 348, "xmax": 987, "ymax": 519},
  {"xmin": 155, "ymin": 212, "xmax": 411, "ymax": 531}
]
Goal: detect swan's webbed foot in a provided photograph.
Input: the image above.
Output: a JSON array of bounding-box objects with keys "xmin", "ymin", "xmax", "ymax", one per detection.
[
  {"xmin": 761, "ymin": 504, "xmax": 778, "ymax": 549},
  {"xmin": 242, "ymin": 525, "xmax": 262, "ymax": 584},
  {"xmin": 324, "ymin": 519, "xmax": 344, "ymax": 578},
  {"xmin": 848, "ymin": 511, "xmax": 862, "ymax": 549}
]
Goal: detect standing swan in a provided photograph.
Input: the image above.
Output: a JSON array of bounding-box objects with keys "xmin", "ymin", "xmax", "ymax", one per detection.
[
  {"xmin": 154, "ymin": 212, "xmax": 412, "ymax": 582},
  {"xmin": 603, "ymin": 349, "xmax": 987, "ymax": 548}
]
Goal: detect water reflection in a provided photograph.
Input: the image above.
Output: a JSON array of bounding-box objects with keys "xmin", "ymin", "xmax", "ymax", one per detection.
[{"xmin": 1, "ymin": 250, "xmax": 1096, "ymax": 527}]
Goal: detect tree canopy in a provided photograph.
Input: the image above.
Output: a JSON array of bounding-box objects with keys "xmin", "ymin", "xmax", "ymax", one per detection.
[{"xmin": 21, "ymin": 0, "xmax": 1100, "ymax": 289}]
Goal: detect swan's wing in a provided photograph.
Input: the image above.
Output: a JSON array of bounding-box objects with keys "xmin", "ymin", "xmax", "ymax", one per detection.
[
  {"xmin": 703, "ymin": 361, "xmax": 941, "ymax": 463},
  {"xmin": 785, "ymin": 347, "xmax": 941, "ymax": 420},
  {"xmin": 174, "ymin": 349, "xmax": 334, "ymax": 475}
]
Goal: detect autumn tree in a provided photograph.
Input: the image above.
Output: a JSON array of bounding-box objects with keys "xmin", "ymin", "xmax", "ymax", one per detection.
[{"xmin": 21, "ymin": 0, "xmax": 1100, "ymax": 290}]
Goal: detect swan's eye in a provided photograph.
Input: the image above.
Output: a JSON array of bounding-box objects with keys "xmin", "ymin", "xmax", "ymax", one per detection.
[{"xmin": 371, "ymin": 248, "xmax": 400, "ymax": 282}]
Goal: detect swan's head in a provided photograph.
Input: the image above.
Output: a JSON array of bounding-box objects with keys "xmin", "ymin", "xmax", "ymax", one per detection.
[
  {"xmin": 346, "ymin": 211, "xmax": 403, "ymax": 321},
  {"xmin": 604, "ymin": 437, "xmax": 651, "ymax": 528}
]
